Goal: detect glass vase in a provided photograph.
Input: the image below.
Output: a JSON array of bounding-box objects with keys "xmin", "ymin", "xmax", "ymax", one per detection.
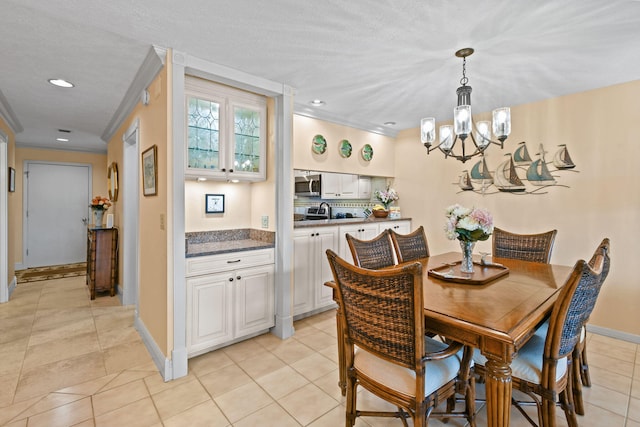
[
  {"xmin": 93, "ymin": 209, "xmax": 105, "ymax": 227},
  {"xmin": 459, "ymin": 240, "xmax": 475, "ymax": 273}
]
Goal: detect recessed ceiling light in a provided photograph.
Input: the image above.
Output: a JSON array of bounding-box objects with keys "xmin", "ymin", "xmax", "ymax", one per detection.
[
  {"xmin": 48, "ymin": 78, "xmax": 75, "ymax": 88},
  {"xmin": 56, "ymin": 138, "xmax": 69, "ymax": 142},
  {"xmin": 196, "ymin": 177, "xmax": 207, "ymax": 182},
  {"xmin": 309, "ymin": 99, "xmax": 325, "ymax": 107},
  {"xmin": 384, "ymin": 121, "xmax": 396, "ymax": 126}
]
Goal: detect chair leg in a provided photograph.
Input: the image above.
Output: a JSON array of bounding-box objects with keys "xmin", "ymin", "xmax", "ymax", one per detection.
[
  {"xmin": 336, "ymin": 308, "xmax": 347, "ymax": 396},
  {"xmin": 572, "ymin": 347, "xmax": 585, "ymax": 415},
  {"xmin": 580, "ymin": 340, "xmax": 591, "ymax": 387},
  {"xmin": 541, "ymin": 397, "xmax": 557, "ymax": 427},
  {"xmin": 345, "ymin": 373, "xmax": 357, "ymax": 427},
  {"xmin": 560, "ymin": 389, "xmax": 579, "ymax": 427}
]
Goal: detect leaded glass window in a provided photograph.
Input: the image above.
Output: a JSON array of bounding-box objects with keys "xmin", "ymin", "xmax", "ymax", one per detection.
[
  {"xmin": 233, "ymin": 106, "xmax": 261, "ymax": 172},
  {"xmin": 187, "ymin": 97, "xmax": 220, "ymax": 170}
]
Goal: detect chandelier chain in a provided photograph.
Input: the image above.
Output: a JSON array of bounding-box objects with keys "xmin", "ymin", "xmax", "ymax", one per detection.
[{"xmin": 460, "ymin": 56, "xmax": 469, "ymax": 86}]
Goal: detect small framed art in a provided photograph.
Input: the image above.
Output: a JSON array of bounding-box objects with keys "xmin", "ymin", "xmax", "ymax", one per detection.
[
  {"xmin": 142, "ymin": 145, "xmax": 158, "ymax": 196},
  {"xmin": 205, "ymin": 194, "xmax": 225, "ymax": 213}
]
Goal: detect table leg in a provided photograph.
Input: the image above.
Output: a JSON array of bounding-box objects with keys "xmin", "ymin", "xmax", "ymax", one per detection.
[{"xmin": 484, "ymin": 357, "xmax": 512, "ymax": 427}]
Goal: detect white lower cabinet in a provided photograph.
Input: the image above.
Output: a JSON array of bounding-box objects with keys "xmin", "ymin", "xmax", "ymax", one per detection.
[
  {"xmin": 378, "ymin": 220, "xmax": 412, "ymax": 235},
  {"xmin": 339, "ymin": 220, "xmax": 413, "ymax": 263},
  {"xmin": 186, "ymin": 249, "xmax": 275, "ymax": 357},
  {"xmin": 186, "ymin": 273, "xmax": 233, "ymax": 355},
  {"xmin": 293, "ymin": 226, "xmax": 339, "ymax": 316},
  {"xmin": 338, "ymin": 223, "xmax": 381, "ymax": 262}
]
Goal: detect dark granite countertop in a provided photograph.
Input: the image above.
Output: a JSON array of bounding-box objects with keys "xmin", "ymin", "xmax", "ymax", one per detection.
[
  {"xmin": 293, "ymin": 217, "xmax": 411, "ymax": 228},
  {"xmin": 186, "ymin": 229, "xmax": 275, "ymax": 258}
]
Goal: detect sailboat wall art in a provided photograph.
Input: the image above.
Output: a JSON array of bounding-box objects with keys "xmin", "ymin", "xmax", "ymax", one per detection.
[
  {"xmin": 453, "ymin": 142, "xmax": 577, "ymax": 195},
  {"xmin": 526, "ymin": 144, "xmax": 556, "ymax": 186}
]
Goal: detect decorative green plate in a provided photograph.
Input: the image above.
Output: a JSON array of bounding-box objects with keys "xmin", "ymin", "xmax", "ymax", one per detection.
[
  {"xmin": 361, "ymin": 144, "xmax": 373, "ymax": 161},
  {"xmin": 339, "ymin": 139, "xmax": 352, "ymax": 158},
  {"xmin": 312, "ymin": 134, "xmax": 327, "ymax": 154}
]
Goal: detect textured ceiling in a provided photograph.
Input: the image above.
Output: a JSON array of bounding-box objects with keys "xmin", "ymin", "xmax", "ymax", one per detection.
[{"xmin": 1, "ymin": 0, "xmax": 640, "ymax": 153}]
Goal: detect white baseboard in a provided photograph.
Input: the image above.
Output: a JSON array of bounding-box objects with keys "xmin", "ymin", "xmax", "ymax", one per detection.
[
  {"xmin": 8, "ymin": 276, "xmax": 16, "ymax": 297},
  {"xmin": 134, "ymin": 316, "xmax": 173, "ymax": 381},
  {"xmin": 14, "ymin": 262, "xmax": 24, "ymax": 271},
  {"xmin": 587, "ymin": 324, "xmax": 640, "ymax": 344}
]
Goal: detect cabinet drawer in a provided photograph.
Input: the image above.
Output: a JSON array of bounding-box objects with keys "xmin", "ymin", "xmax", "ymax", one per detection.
[{"xmin": 186, "ymin": 248, "xmax": 274, "ymax": 277}]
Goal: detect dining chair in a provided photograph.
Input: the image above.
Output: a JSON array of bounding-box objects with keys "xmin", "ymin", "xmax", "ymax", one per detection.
[
  {"xmin": 390, "ymin": 225, "xmax": 430, "ymax": 263},
  {"xmin": 492, "ymin": 227, "xmax": 558, "ymax": 263},
  {"xmin": 345, "ymin": 229, "xmax": 396, "ymax": 269},
  {"xmin": 325, "ymin": 249, "xmax": 476, "ymax": 427},
  {"xmin": 473, "ymin": 242, "xmax": 607, "ymax": 427},
  {"xmin": 572, "ymin": 238, "xmax": 611, "ymax": 415}
]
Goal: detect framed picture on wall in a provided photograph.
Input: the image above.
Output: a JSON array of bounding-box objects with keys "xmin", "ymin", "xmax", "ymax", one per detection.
[
  {"xmin": 8, "ymin": 167, "xmax": 15, "ymax": 192},
  {"xmin": 205, "ymin": 194, "xmax": 225, "ymax": 213},
  {"xmin": 141, "ymin": 145, "xmax": 157, "ymax": 196}
]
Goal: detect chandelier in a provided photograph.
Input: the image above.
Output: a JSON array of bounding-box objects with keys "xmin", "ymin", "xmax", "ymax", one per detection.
[{"xmin": 421, "ymin": 48, "xmax": 511, "ymax": 163}]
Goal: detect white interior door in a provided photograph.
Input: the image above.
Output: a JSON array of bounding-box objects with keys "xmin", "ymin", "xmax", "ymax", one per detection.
[{"xmin": 25, "ymin": 162, "xmax": 91, "ymax": 268}]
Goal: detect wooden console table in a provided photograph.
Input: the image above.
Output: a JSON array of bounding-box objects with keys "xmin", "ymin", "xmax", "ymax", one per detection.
[{"xmin": 86, "ymin": 227, "xmax": 118, "ymax": 300}]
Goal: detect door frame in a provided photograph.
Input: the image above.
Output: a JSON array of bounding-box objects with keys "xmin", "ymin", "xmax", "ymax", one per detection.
[
  {"xmin": 121, "ymin": 119, "xmax": 140, "ymax": 309},
  {"xmin": 22, "ymin": 160, "xmax": 92, "ymax": 268},
  {"xmin": 0, "ymin": 130, "xmax": 9, "ymax": 303}
]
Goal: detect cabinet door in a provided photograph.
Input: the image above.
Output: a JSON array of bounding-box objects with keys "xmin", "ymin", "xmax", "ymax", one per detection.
[
  {"xmin": 227, "ymin": 100, "xmax": 267, "ymax": 182},
  {"xmin": 339, "ymin": 174, "xmax": 359, "ymax": 198},
  {"xmin": 293, "ymin": 229, "xmax": 315, "ymax": 315},
  {"xmin": 358, "ymin": 176, "xmax": 371, "ymax": 199},
  {"xmin": 235, "ymin": 264, "xmax": 275, "ymax": 337},
  {"xmin": 379, "ymin": 220, "xmax": 412, "ymax": 235},
  {"xmin": 315, "ymin": 227, "xmax": 339, "ymax": 308},
  {"xmin": 187, "ymin": 273, "xmax": 233, "ymax": 355},
  {"xmin": 321, "ymin": 173, "xmax": 341, "ymax": 198},
  {"xmin": 338, "ymin": 223, "xmax": 380, "ymax": 262},
  {"xmin": 185, "ymin": 94, "xmax": 226, "ymax": 177}
]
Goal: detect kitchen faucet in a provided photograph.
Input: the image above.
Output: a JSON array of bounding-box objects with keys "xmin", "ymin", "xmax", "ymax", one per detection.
[{"xmin": 319, "ymin": 202, "xmax": 332, "ymax": 219}]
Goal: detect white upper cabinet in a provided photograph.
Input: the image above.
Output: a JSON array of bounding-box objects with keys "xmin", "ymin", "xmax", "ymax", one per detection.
[
  {"xmin": 358, "ymin": 176, "xmax": 371, "ymax": 199},
  {"xmin": 185, "ymin": 76, "xmax": 267, "ymax": 182},
  {"xmin": 321, "ymin": 173, "xmax": 360, "ymax": 199}
]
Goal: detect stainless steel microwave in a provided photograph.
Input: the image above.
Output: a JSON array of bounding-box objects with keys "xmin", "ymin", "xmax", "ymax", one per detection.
[{"xmin": 294, "ymin": 174, "xmax": 321, "ymax": 197}]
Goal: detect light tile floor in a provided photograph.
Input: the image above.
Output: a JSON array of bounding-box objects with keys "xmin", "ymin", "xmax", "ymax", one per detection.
[{"xmin": 0, "ymin": 275, "xmax": 638, "ymax": 426}]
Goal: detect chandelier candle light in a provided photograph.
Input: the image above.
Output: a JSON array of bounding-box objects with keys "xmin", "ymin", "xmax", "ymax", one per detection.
[
  {"xmin": 445, "ymin": 204, "xmax": 493, "ymax": 273},
  {"xmin": 421, "ymin": 48, "xmax": 511, "ymax": 163}
]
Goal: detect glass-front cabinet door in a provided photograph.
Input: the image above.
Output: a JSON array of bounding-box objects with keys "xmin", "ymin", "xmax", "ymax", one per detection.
[
  {"xmin": 185, "ymin": 76, "xmax": 267, "ymax": 182},
  {"xmin": 229, "ymin": 100, "xmax": 266, "ymax": 181},
  {"xmin": 187, "ymin": 95, "xmax": 224, "ymax": 172}
]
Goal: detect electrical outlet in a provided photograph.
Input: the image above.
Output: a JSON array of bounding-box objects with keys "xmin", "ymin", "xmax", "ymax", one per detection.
[
  {"xmin": 160, "ymin": 213, "xmax": 165, "ymax": 230},
  {"xmin": 261, "ymin": 215, "xmax": 269, "ymax": 229}
]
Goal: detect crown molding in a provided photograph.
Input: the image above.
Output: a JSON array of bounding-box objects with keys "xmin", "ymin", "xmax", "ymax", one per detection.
[
  {"xmin": 101, "ymin": 45, "xmax": 165, "ymax": 142},
  {"xmin": 293, "ymin": 102, "xmax": 399, "ymax": 138}
]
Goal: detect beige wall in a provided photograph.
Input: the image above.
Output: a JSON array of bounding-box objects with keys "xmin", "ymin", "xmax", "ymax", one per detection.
[
  {"xmin": 293, "ymin": 115, "xmax": 396, "ymax": 177},
  {"xmin": 1, "ymin": 117, "xmax": 16, "ymax": 284},
  {"xmin": 107, "ymin": 63, "xmax": 170, "ymax": 355},
  {"xmin": 394, "ymin": 79, "xmax": 640, "ymax": 336},
  {"xmin": 13, "ymin": 147, "xmax": 107, "ymax": 266}
]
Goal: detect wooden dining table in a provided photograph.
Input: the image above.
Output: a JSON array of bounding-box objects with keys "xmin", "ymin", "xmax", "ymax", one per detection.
[
  {"xmin": 419, "ymin": 252, "xmax": 573, "ymax": 427},
  {"xmin": 329, "ymin": 251, "xmax": 573, "ymax": 427}
]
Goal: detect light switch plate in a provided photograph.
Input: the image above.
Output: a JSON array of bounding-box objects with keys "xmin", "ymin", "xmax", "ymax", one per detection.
[{"xmin": 261, "ymin": 215, "xmax": 268, "ymax": 229}]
